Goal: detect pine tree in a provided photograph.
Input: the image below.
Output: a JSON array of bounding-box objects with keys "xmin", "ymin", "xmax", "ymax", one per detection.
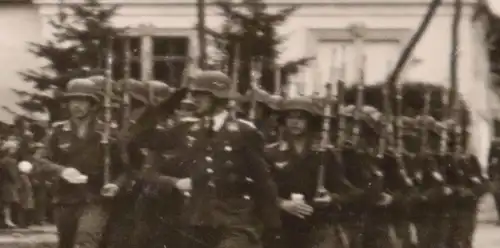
[
  {"xmin": 206, "ymin": 0, "xmax": 311, "ymax": 94},
  {"xmin": 15, "ymin": 0, "xmax": 123, "ymax": 122}
]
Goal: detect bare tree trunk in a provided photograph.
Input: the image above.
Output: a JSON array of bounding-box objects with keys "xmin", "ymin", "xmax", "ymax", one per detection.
[{"xmin": 197, "ymin": 0, "xmax": 207, "ymax": 69}]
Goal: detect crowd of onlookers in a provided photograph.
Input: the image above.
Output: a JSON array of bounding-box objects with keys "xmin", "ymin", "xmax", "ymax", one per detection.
[{"xmin": 0, "ymin": 126, "xmax": 54, "ymax": 230}]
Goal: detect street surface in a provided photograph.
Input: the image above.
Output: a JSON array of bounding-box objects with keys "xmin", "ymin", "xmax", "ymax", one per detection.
[{"xmin": 0, "ymin": 195, "xmax": 499, "ymax": 247}]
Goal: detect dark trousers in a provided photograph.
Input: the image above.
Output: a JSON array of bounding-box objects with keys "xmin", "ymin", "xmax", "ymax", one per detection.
[
  {"xmin": 393, "ymin": 219, "xmax": 415, "ymax": 248},
  {"xmin": 280, "ymin": 223, "xmax": 348, "ymax": 248},
  {"xmin": 105, "ymin": 192, "xmax": 141, "ymax": 248},
  {"xmin": 414, "ymin": 213, "xmax": 449, "ymax": 248},
  {"xmin": 341, "ymin": 213, "xmax": 366, "ymax": 248},
  {"xmin": 33, "ymin": 185, "xmax": 49, "ymax": 224},
  {"xmin": 54, "ymin": 202, "xmax": 109, "ymax": 248},
  {"xmin": 391, "ymin": 208, "xmax": 416, "ymax": 248},
  {"xmin": 494, "ymin": 192, "xmax": 500, "ymax": 222},
  {"xmin": 446, "ymin": 206, "xmax": 477, "ymax": 248},
  {"xmin": 130, "ymin": 196, "xmax": 176, "ymax": 248},
  {"xmin": 363, "ymin": 213, "xmax": 399, "ymax": 248},
  {"xmin": 183, "ymin": 226, "xmax": 262, "ymax": 248}
]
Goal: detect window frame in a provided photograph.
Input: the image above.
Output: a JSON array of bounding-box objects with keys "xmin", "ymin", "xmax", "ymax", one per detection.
[
  {"xmin": 305, "ymin": 27, "xmax": 412, "ymax": 92},
  {"xmin": 119, "ymin": 24, "xmax": 197, "ymax": 82}
]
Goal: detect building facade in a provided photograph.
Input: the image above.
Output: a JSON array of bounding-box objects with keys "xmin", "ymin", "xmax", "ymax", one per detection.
[{"xmin": 0, "ymin": 0, "xmax": 496, "ymax": 167}]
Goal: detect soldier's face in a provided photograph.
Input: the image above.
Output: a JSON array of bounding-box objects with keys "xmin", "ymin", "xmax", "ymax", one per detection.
[
  {"xmin": 68, "ymin": 98, "xmax": 92, "ymax": 118},
  {"xmin": 191, "ymin": 91, "xmax": 214, "ymax": 115},
  {"xmin": 285, "ymin": 111, "xmax": 308, "ymax": 136}
]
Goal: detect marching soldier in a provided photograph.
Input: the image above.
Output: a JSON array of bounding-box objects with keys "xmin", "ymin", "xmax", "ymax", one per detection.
[
  {"xmin": 265, "ymin": 94, "xmax": 352, "ymax": 248},
  {"xmin": 350, "ymin": 106, "xmax": 401, "ymax": 248},
  {"xmin": 446, "ymin": 122, "xmax": 488, "ymax": 248},
  {"xmin": 146, "ymin": 70, "xmax": 281, "ymax": 248},
  {"xmin": 412, "ymin": 116, "xmax": 450, "ymax": 248},
  {"xmin": 336, "ymin": 105, "xmax": 384, "ymax": 248},
  {"xmin": 384, "ymin": 116, "xmax": 417, "ymax": 248},
  {"xmin": 128, "ymin": 80, "xmax": 194, "ymax": 248},
  {"xmin": 32, "ymin": 78, "xmax": 138, "ymax": 248}
]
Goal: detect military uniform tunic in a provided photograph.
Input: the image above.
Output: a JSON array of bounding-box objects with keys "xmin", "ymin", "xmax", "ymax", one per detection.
[
  {"xmin": 34, "ymin": 119, "xmax": 131, "ymax": 248},
  {"xmin": 129, "ymin": 117, "xmax": 199, "ymax": 248},
  {"xmin": 265, "ymin": 138, "xmax": 351, "ymax": 248},
  {"xmin": 148, "ymin": 111, "xmax": 280, "ymax": 248}
]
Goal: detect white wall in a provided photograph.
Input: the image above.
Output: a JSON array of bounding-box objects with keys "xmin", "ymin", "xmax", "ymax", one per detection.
[{"xmin": 0, "ymin": 4, "xmax": 44, "ymax": 124}]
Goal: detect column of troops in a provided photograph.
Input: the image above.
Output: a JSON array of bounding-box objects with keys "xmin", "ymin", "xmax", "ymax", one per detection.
[{"xmin": 18, "ymin": 67, "xmax": 489, "ymax": 248}]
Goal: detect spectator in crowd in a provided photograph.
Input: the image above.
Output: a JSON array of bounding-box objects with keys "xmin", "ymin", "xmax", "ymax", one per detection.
[
  {"xmin": 1, "ymin": 138, "xmax": 21, "ymax": 228},
  {"xmin": 17, "ymin": 160, "xmax": 34, "ymax": 228},
  {"xmin": 30, "ymin": 142, "xmax": 50, "ymax": 225}
]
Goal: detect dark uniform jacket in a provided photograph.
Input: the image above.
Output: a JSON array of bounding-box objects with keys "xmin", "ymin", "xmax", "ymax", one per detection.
[
  {"xmin": 341, "ymin": 147, "xmax": 383, "ymax": 211},
  {"xmin": 148, "ymin": 113, "xmax": 281, "ymax": 230},
  {"xmin": 33, "ymin": 119, "xmax": 133, "ymax": 204},
  {"xmin": 488, "ymin": 142, "xmax": 500, "ymax": 181},
  {"xmin": 265, "ymin": 138, "xmax": 354, "ymax": 229},
  {"xmin": 411, "ymin": 154, "xmax": 447, "ymax": 212},
  {"xmin": 455, "ymin": 155, "xmax": 488, "ymax": 208}
]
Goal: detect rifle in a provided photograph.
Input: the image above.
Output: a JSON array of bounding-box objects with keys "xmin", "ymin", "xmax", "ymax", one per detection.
[
  {"xmin": 228, "ymin": 43, "xmax": 240, "ymax": 120},
  {"xmin": 350, "ymin": 24, "xmax": 366, "ymax": 149},
  {"xmin": 102, "ymin": 37, "xmax": 114, "ymax": 184},
  {"xmin": 314, "ymin": 83, "xmax": 334, "ymax": 200},
  {"xmin": 394, "ymin": 70, "xmax": 404, "ymax": 159},
  {"xmin": 335, "ymin": 80, "xmax": 346, "ymax": 159},
  {"xmin": 119, "ymin": 37, "xmax": 132, "ymax": 168},
  {"xmin": 419, "ymin": 89, "xmax": 432, "ymax": 157},
  {"xmin": 335, "ymin": 48, "xmax": 347, "ymax": 159},
  {"xmin": 248, "ymin": 59, "xmax": 262, "ymax": 122},
  {"xmin": 439, "ymin": 88, "xmax": 449, "ymax": 157},
  {"xmin": 273, "ymin": 65, "xmax": 285, "ymax": 143},
  {"xmin": 378, "ymin": 79, "xmax": 391, "ymax": 158}
]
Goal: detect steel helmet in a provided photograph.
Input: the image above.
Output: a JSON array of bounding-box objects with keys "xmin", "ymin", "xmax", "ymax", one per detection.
[{"xmin": 63, "ymin": 78, "xmax": 99, "ymax": 102}]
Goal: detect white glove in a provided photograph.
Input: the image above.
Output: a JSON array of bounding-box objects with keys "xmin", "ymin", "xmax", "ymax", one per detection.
[
  {"xmin": 376, "ymin": 192, "xmax": 393, "ymax": 206},
  {"xmin": 18, "ymin": 161, "xmax": 33, "ymax": 173},
  {"xmin": 61, "ymin": 168, "xmax": 88, "ymax": 184},
  {"xmin": 101, "ymin": 183, "xmax": 120, "ymax": 197},
  {"xmin": 175, "ymin": 178, "xmax": 192, "ymax": 192}
]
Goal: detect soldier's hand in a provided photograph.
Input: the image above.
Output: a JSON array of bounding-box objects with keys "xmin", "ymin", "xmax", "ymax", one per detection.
[
  {"xmin": 60, "ymin": 168, "xmax": 87, "ymax": 184},
  {"xmin": 443, "ymin": 186, "xmax": 453, "ymax": 196},
  {"xmin": 376, "ymin": 192, "xmax": 393, "ymax": 206},
  {"xmin": 175, "ymin": 178, "xmax": 192, "ymax": 192},
  {"xmin": 313, "ymin": 193, "xmax": 337, "ymax": 205},
  {"xmin": 279, "ymin": 200, "xmax": 313, "ymax": 219},
  {"xmin": 101, "ymin": 183, "xmax": 120, "ymax": 197}
]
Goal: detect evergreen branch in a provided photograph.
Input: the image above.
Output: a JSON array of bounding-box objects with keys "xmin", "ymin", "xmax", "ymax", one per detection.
[
  {"xmin": 16, "ymin": 100, "xmax": 46, "ymax": 113},
  {"xmin": 1, "ymin": 106, "xmax": 20, "ymax": 117},
  {"xmin": 11, "ymin": 89, "xmax": 36, "ymax": 98},
  {"xmin": 267, "ymin": 5, "xmax": 300, "ymax": 24}
]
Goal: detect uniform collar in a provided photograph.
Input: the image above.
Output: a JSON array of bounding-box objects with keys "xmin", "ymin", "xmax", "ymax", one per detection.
[{"xmin": 212, "ymin": 110, "xmax": 229, "ymax": 131}]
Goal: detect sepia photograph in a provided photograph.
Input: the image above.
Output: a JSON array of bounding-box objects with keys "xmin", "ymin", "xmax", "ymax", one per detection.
[{"xmin": 0, "ymin": 0, "xmax": 500, "ymax": 247}]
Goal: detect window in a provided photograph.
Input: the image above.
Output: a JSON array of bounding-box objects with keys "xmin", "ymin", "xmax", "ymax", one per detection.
[
  {"xmin": 316, "ymin": 41, "xmax": 400, "ymax": 84},
  {"xmin": 112, "ymin": 37, "xmax": 142, "ymax": 80},
  {"xmin": 152, "ymin": 36, "xmax": 189, "ymax": 86},
  {"xmin": 110, "ymin": 27, "xmax": 193, "ymax": 88},
  {"xmin": 308, "ymin": 27, "xmax": 411, "ymax": 94}
]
